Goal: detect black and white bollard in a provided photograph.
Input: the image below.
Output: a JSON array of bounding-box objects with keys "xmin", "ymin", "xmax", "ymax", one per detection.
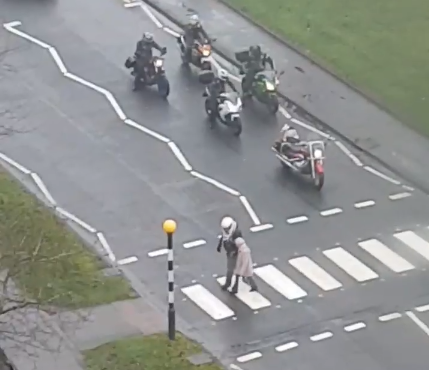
[{"xmin": 163, "ymin": 219, "xmax": 177, "ymax": 341}]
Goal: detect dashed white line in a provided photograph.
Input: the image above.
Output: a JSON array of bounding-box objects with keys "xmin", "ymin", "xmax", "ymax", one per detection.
[
  {"xmin": 354, "ymin": 200, "xmax": 375, "ymax": 209},
  {"xmin": 379, "ymin": 313, "xmax": 402, "ymax": 322},
  {"xmin": 250, "ymin": 223, "xmax": 274, "ymax": 233},
  {"xmin": 415, "ymin": 304, "xmax": 429, "ymax": 313},
  {"xmin": 117, "ymin": 256, "xmax": 138, "ymax": 265},
  {"xmin": 363, "ymin": 166, "xmax": 401, "ymax": 185},
  {"xmin": 183, "ymin": 239, "xmax": 206, "ymax": 249},
  {"xmin": 190, "ymin": 171, "xmax": 240, "ymax": 196},
  {"xmin": 310, "ymin": 331, "xmax": 333, "ymax": 342},
  {"xmin": 168, "ymin": 142, "xmax": 193, "ymax": 171},
  {"xmin": 239, "ymin": 196, "xmax": 261, "ymax": 225},
  {"xmin": 275, "ymin": 341, "xmax": 299, "ymax": 352},
  {"xmin": 236, "ymin": 352, "xmax": 262, "ymax": 363},
  {"xmin": 287, "ymin": 216, "xmax": 308, "ymax": 224},
  {"xmin": 344, "ymin": 322, "xmax": 366, "ymax": 332},
  {"xmin": 320, "ymin": 208, "xmax": 342, "ymax": 217},
  {"xmin": 148, "ymin": 249, "xmax": 168, "ymax": 257},
  {"xmin": 389, "ymin": 192, "xmax": 412, "ymax": 200}
]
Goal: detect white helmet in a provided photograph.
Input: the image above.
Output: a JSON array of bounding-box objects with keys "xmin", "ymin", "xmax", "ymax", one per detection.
[
  {"xmin": 189, "ymin": 14, "xmax": 200, "ymax": 26},
  {"xmin": 221, "ymin": 216, "xmax": 234, "ymax": 229},
  {"xmin": 218, "ymin": 69, "xmax": 228, "ymax": 81}
]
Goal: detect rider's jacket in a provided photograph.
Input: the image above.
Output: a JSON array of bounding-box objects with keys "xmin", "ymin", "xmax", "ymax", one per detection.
[
  {"xmin": 184, "ymin": 25, "xmax": 210, "ymax": 45},
  {"xmin": 135, "ymin": 39, "xmax": 164, "ymax": 61},
  {"xmin": 209, "ymin": 77, "xmax": 237, "ymax": 96}
]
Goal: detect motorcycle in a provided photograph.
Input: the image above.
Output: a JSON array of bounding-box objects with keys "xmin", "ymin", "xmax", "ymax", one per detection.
[
  {"xmin": 241, "ymin": 70, "xmax": 284, "ymax": 114},
  {"xmin": 203, "ymin": 89, "xmax": 243, "ymax": 136},
  {"xmin": 272, "ymin": 140, "xmax": 325, "ymax": 190},
  {"xmin": 125, "ymin": 52, "xmax": 170, "ymax": 98}
]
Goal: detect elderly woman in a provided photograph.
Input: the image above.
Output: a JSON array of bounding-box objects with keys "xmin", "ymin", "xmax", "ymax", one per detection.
[{"xmin": 230, "ymin": 237, "xmax": 258, "ymax": 294}]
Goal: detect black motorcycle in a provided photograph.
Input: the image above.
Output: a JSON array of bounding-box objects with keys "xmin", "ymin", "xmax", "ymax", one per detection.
[{"xmin": 125, "ymin": 51, "xmax": 170, "ymax": 98}]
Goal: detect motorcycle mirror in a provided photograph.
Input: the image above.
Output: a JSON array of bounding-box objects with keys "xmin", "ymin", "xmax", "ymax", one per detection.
[
  {"xmin": 279, "ymin": 70, "xmax": 285, "ymax": 76},
  {"xmin": 202, "ymin": 92, "xmax": 208, "ymax": 97}
]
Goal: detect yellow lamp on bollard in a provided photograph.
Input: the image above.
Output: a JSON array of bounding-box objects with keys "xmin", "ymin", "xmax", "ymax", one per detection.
[{"xmin": 163, "ymin": 219, "xmax": 177, "ymax": 234}]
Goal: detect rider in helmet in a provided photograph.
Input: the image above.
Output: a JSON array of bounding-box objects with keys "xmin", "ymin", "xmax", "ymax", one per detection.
[
  {"xmin": 183, "ymin": 14, "xmax": 210, "ymax": 61},
  {"xmin": 274, "ymin": 123, "xmax": 304, "ymax": 157},
  {"xmin": 207, "ymin": 69, "xmax": 238, "ymax": 120},
  {"xmin": 217, "ymin": 216, "xmax": 243, "ymax": 291},
  {"xmin": 133, "ymin": 32, "xmax": 166, "ymax": 90},
  {"xmin": 242, "ymin": 45, "xmax": 275, "ymax": 97}
]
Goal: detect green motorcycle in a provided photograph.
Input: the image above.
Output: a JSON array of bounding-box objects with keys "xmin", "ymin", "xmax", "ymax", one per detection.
[{"xmin": 242, "ymin": 70, "xmax": 284, "ymax": 114}]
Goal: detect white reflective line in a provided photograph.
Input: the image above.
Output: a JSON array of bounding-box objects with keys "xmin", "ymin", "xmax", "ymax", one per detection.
[
  {"xmin": 344, "ymin": 322, "xmax": 366, "ymax": 332},
  {"xmin": 55, "ymin": 207, "xmax": 97, "ymax": 233},
  {"xmin": 402, "ymin": 185, "xmax": 414, "ymax": 191},
  {"xmin": 124, "ymin": 119, "xmax": 170, "ymax": 143},
  {"xmin": 310, "ymin": 332, "xmax": 333, "ymax": 342},
  {"xmin": 3, "ymin": 21, "xmax": 22, "ymax": 28},
  {"xmin": 354, "ymin": 200, "xmax": 375, "ymax": 209},
  {"xmin": 389, "ymin": 192, "xmax": 412, "ymax": 200},
  {"xmin": 290, "ymin": 118, "xmax": 332, "ymax": 139},
  {"xmin": 320, "ymin": 208, "xmax": 342, "ymax": 217},
  {"xmin": 124, "ymin": 2, "xmax": 141, "ymax": 7},
  {"xmin": 148, "ymin": 248, "xmax": 168, "ymax": 257},
  {"xmin": 104, "ymin": 92, "xmax": 127, "ymax": 121},
  {"xmin": 96, "ymin": 232, "xmax": 116, "ymax": 261},
  {"xmin": 236, "ymin": 352, "xmax": 262, "ymax": 363},
  {"xmin": 250, "ymin": 223, "xmax": 274, "ymax": 233},
  {"xmin": 379, "ymin": 312, "xmax": 401, "ymax": 322},
  {"xmin": 183, "ymin": 239, "xmax": 206, "ymax": 249},
  {"xmin": 239, "ymin": 196, "xmax": 261, "ymax": 225},
  {"xmin": 406, "ymin": 311, "xmax": 429, "ymax": 336},
  {"xmin": 394, "ymin": 231, "xmax": 429, "ymax": 262},
  {"xmin": 190, "ymin": 171, "xmax": 240, "ymax": 196},
  {"xmin": 279, "ymin": 106, "xmax": 292, "ymax": 119},
  {"xmin": 275, "ymin": 341, "xmax": 298, "ymax": 352},
  {"xmin": 358, "ymin": 239, "xmax": 414, "ymax": 273},
  {"xmin": 287, "ymin": 216, "xmax": 308, "ymax": 224},
  {"xmin": 167, "ymin": 142, "xmax": 192, "ymax": 171},
  {"xmin": 4, "ymin": 25, "xmax": 51, "ymax": 48},
  {"xmin": 363, "ymin": 166, "xmax": 401, "ymax": 185},
  {"xmin": 289, "ymin": 256, "xmax": 342, "ymax": 291},
  {"xmin": 334, "ymin": 141, "xmax": 363, "ymax": 166},
  {"xmin": 415, "ymin": 304, "xmax": 429, "ymax": 313},
  {"xmin": 30, "ymin": 173, "xmax": 57, "ymax": 206},
  {"xmin": 48, "ymin": 47, "xmax": 67, "ymax": 74},
  {"xmin": 323, "ymin": 247, "xmax": 378, "ymax": 282},
  {"xmin": 254, "ymin": 264, "xmax": 307, "ymax": 300},
  {"xmin": 181, "ymin": 284, "xmax": 234, "ymax": 320},
  {"xmin": 217, "ymin": 277, "xmax": 271, "ymax": 310},
  {"xmin": 117, "ymin": 256, "xmax": 138, "ymax": 265},
  {"xmin": 163, "ymin": 27, "xmax": 180, "ymax": 37},
  {"xmin": 140, "ymin": 4, "xmax": 163, "ymax": 28},
  {"xmin": 0, "ymin": 153, "xmax": 31, "ymax": 174},
  {"xmin": 65, "ymin": 73, "xmax": 109, "ymax": 94}
]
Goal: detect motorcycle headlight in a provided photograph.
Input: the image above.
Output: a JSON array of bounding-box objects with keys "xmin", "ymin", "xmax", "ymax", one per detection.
[
  {"xmin": 202, "ymin": 50, "xmax": 211, "ymax": 57},
  {"xmin": 275, "ymin": 77, "xmax": 280, "ymax": 85},
  {"xmin": 154, "ymin": 59, "xmax": 163, "ymax": 68},
  {"xmin": 265, "ymin": 81, "xmax": 275, "ymax": 91},
  {"xmin": 314, "ymin": 149, "xmax": 323, "ymax": 159}
]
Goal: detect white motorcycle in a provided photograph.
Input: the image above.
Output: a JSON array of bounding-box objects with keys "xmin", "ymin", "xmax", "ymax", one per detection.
[
  {"xmin": 272, "ymin": 140, "xmax": 325, "ymax": 190},
  {"xmin": 203, "ymin": 90, "xmax": 243, "ymax": 136}
]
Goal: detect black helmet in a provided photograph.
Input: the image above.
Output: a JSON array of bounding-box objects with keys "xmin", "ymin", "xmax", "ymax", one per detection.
[{"xmin": 249, "ymin": 45, "xmax": 262, "ymax": 58}]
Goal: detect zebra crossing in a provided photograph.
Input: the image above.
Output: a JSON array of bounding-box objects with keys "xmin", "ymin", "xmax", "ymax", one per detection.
[{"xmin": 180, "ymin": 228, "xmax": 429, "ymax": 321}]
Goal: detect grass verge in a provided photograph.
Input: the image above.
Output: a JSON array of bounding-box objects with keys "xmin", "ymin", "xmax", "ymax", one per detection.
[
  {"xmin": 0, "ymin": 169, "xmax": 134, "ymax": 308},
  {"xmin": 84, "ymin": 333, "xmax": 224, "ymax": 370},
  {"xmin": 226, "ymin": 0, "xmax": 429, "ymax": 136}
]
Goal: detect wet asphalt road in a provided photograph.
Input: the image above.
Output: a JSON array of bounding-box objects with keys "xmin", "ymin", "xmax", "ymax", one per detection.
[{"xmin": 2, "ymin": 0, "xmax": 429, "ymax": 365}]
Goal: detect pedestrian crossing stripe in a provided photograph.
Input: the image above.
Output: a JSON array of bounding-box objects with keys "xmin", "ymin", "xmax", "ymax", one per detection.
[{"xmin": 181, "ymin": 229, "xmax": 429, "ymax": 319}]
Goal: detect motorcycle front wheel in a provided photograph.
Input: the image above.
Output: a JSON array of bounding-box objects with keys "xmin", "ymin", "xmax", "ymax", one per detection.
[
  {"xmin": 157, "ymin": 76, "xmax": 170, "ymax": 99},
  {"xmin": 232, "ymin": 117, "xmax": 242, "ymax": 137},
  {"xmin": 314, "ymin": 173, "xmax": 325, "ymax": 191},
  {"xmin": 266, "ymin": 94, "xmax": 279, "ymax": 114}
]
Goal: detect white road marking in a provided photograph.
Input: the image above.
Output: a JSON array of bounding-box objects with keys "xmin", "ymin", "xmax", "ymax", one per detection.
[
  {"xmin": 320, "ymin": 208, "xmax": 342, "ymax": 217},
  {"xmin": 290, "ymin": 118, "xmax": 333, "ymax": 139},
  {"xmin": 3, "ymin": 20, "xmax": 22, "ymax": 28},
  {"xmin": 163, "ymin": 27, "xmax": 180, "ymax": 37},
  {"xmin": 117, "ymin": 256, "xmax": 138, "ymax": 265},
  {"xmin": 96, "ymin": 232, "xmax": 116, "ymax": 261},
  {"xmin": 406, "ymin": 311, "xmax": 429, "ymax": 336},
  {"xmin": 323, "ymin": 247, "xmax": 379, "ymax": 282},
  {"xmin": 167, "ymin": 142, "xmax": 192, "ymax": 171},
  {"xmin": 190, "ymin": 171, "xmax": 240, "ymax": 196},
  {"xmin": 363, "ymin": 166, "xmax": 401, "ymax": 185},
  {"xmin": 254, "ymin": 264, "xmax": 307, "ymax": 300},
  {"xmin": 354, "ymin": 200, "xmax": 375, "ymax": 209},
  {"xmin": 289, "ymin": 256, "xmax": 342, "ymax": 291},
  {"xmin": 148, "ymin": 248, "xmax": 168, "ymax": 257},
  {"xmin": 0, "ymin": 152, "xmax": 31, "ymax": 174},
  {"xmin": 124, "ymin": 119, "xmax": 170, "ymax": 143},
  {"xmin": 104, "ymin": 92, "xmax": 127, "ymax": 121},
  {"xmin": 183, "ymin": 239, "xmax": 206, "ymax": 249},
  {"xmin": 236, "ymin": 352, "xmax": 262, "ymax": 363},
  {"xmin": 287, "ymin": 215, "xmax": 308, "ymax": 224},
  {"xmin": 275, "ymin": 341, "xmax": 298, "ymax": 352},
  {"xmin": 334, "ymin": 141, "xmax": 363, "ymax": 166},
  {"xmin": 217, "ymin": 277, "xmax": 271, "ymax": 310},
  {"xmin": 48, "ymin": 47, "xmax": 67, "ymax": 74},
  {"xmin": 415, "ymin": 304, "xmax": 429, "ymax": 313},
  {"xmin": 310, "ymin": 331, "xmax": 333, "ymax": 342},
  {"xmin": 344, "ymin": 322, "xmax": 366, "ymax": 332},
  {"xmin": 250, "ymin": 223, "xmax": 273, "ymax": 233},
  {"xmin": 239, "ymin": 196, "xmax": 261, "ymax": 225},
  {"xmin": 55, "ymin": 207, "xmax": 97, "ymax": 233},
  {"xmin": 394, "ymin": 231, "xmax": 429, "ymax": 261},
  {"xmin": 181, "ymin": 284, "xmax": 235, "ymax": 320},
  {"xmin": 358, "ymin": 239, "xmax": 414, "ymax": 273},
  {"xmin": 124, "ymin": 2, "xmax": 141, "ymax": 8},
  {"xmin": 65, "ymin": 72, "xmax": 109, "ymax": 94},
  {"xmin": 140, "ymin": 4, "xmax": 163, "ymax": 28},
  {"xmin": 3, "ymin": 22, "xmax": 51, "ymax": 48},
  {"xmin": 379, "ymin": 313, "xmax": 401, "ymax": 322},
  {"xmin": 279, "ymin": 106, "xmax": 292, "ymax": 119},
  {"xmin": 389, "ymin": 192, "xmax": 412, "ymax": 200},
  {"xmin": 30, "ymin": 172, "xmax": 57, "ymax": 206}
]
